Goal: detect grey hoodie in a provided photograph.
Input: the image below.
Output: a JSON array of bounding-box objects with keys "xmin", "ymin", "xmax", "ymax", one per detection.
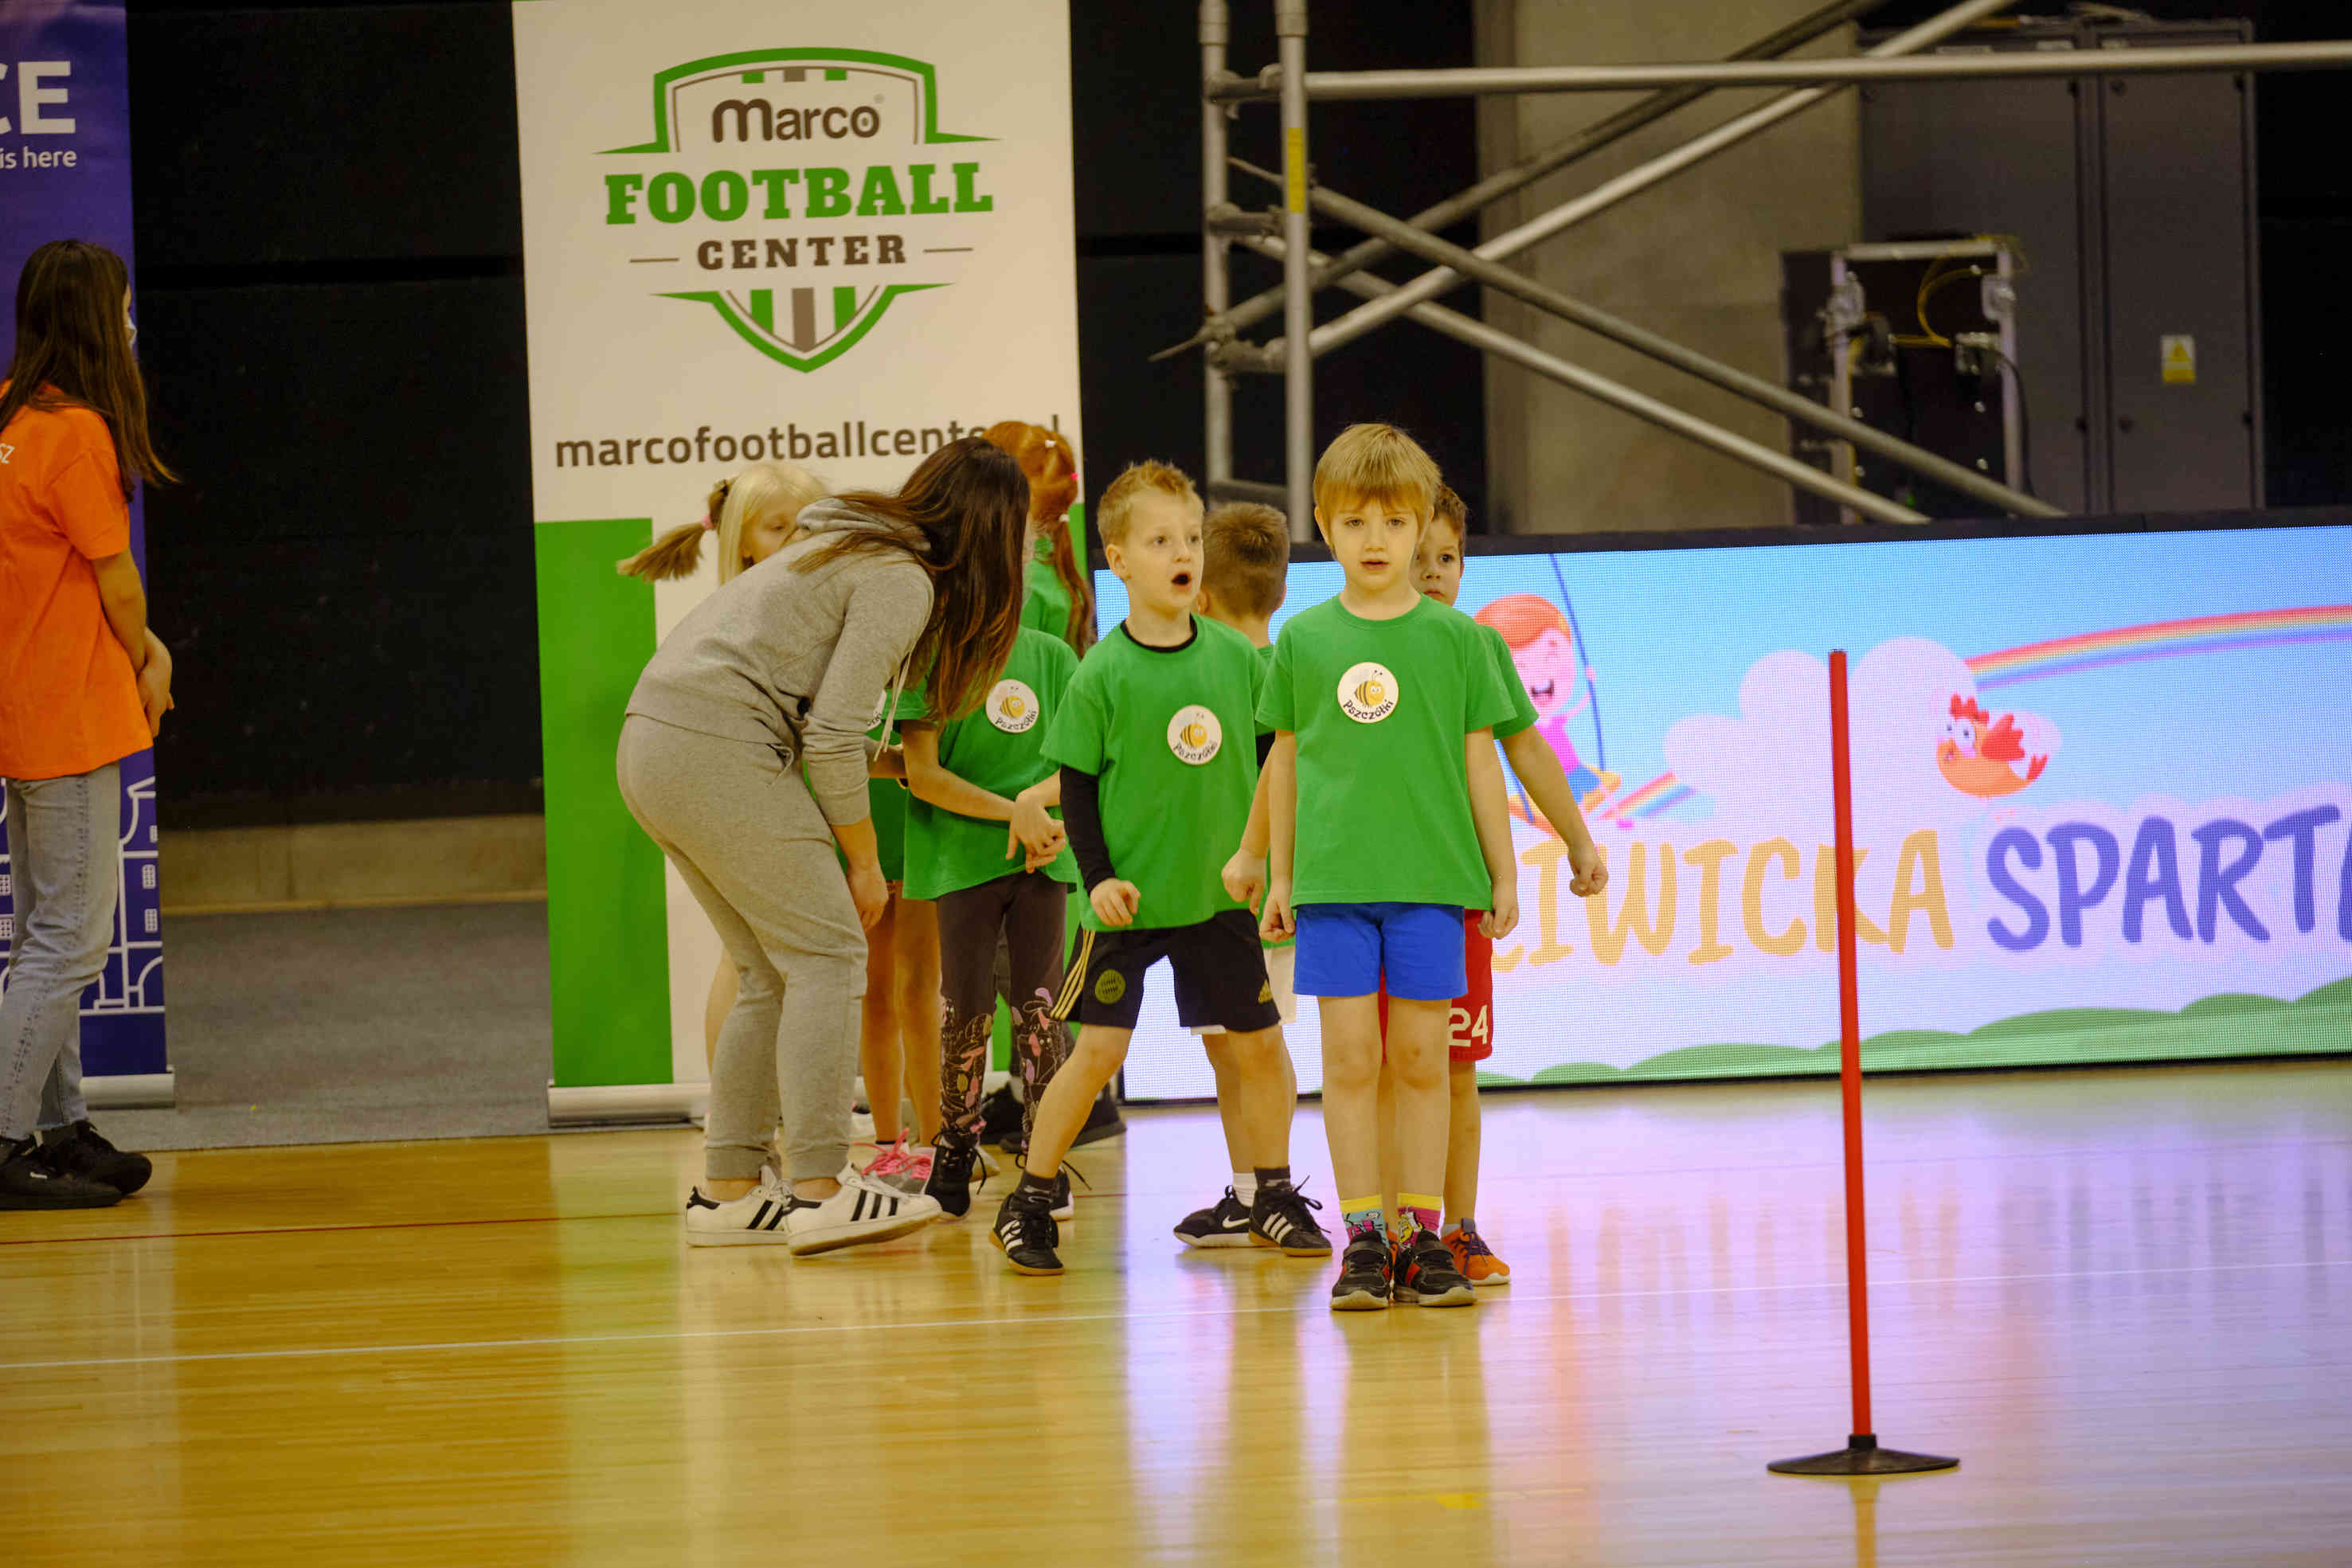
[{"xmin": 624, "ymin": 498, "xmax": 933, "ymax": 827}]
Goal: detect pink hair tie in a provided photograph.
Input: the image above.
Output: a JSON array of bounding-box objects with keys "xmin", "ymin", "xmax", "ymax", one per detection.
[{"xmin": 701, "ymin": 514, "xmax": 717, "ymax": 532}]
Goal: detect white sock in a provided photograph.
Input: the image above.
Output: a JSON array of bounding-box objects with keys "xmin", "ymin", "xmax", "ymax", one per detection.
[{"xmin": 1232, "ymin": 1171, "xmax": 1258, "ymax": 1205}]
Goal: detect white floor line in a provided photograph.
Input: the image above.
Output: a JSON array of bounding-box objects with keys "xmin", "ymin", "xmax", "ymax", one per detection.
[{"xmin": 5, "ymin": 1256, "xmax": 2342, "ymax": 1376}]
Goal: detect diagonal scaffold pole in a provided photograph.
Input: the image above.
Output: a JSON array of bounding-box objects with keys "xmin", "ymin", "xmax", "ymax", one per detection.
[
  {"xmin": 1225, "ymin": 232, "xmax": 1928, "ymax": 526},
  {"xmin": 1174, "ymin": 0, "xmax": 1896, "ymax": 353},
  {"xmin": 1230, "ymin": 157, "xmax": 2062, "ymax": 519},
  {"xmin": 1290, "ymin": 0, "xmax": 2021, "ymax": 363}
]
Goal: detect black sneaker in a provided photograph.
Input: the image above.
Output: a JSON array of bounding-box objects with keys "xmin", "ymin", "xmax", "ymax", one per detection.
[
  {"xmin": 922, "ymin": 1134, "xmax": 984, "ymax": 1220},
  {"xmin": 1391, "ymin": 1227, "xmax": 1477, "ymax": 1308},
  {"xmin": 1329, "ymin": 1232, "xmax": 1394, "ymax": 1311},
  {"xmin": 1044, "ymin": 1162, "xmax": 1089, "ymax": 1222},
  {"xmin": 1070, "ymin": 1084, "xmax": 1126, "ymax": 1148},
  {"xmin": 1249, "ymin": 1179, "xmax": 1331, "ymax": 1257},
  {"xmin": 1173, "ymin": 1187, "xmax": 1254, "ymax": 1249},
  {"xmin": 1, "ymin": 1136, "xmax": 122, "ymax": 1210},
  {"xmin": 990, "ymin": 1186, "xmax": 1063, "ymax": 1276},
  {"xmin": 40, "ymin": 1120, "xmax": 151, "ymax": 1197}
]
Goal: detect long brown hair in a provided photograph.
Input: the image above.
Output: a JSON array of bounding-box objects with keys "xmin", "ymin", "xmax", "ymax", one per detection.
[
  {"xmin": 800, "ymin": 436, "xmax": 1027, "ymax": 721},
  {"xmin": 983, "ymin": 420, "xmax": 1094, "ymax": 652},
  {"xmin": 1, "ymin": 240, "xmax": 174, "ymax": 494}
]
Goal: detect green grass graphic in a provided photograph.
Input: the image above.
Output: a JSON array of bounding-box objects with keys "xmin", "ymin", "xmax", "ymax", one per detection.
[{"xmin": 1473, "ymin": 976, "xmax": 2352, "ymax": 1088}]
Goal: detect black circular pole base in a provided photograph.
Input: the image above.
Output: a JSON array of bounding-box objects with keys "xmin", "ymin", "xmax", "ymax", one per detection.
[{"xmin": 1769, "ymin": 1435, "xmax": 1959, "ymax": 1476}]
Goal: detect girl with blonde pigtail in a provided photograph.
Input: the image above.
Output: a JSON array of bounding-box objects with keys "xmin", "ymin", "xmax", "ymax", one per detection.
[{"xmin": 620, "ymin": 462, "xmax": 945, "ymax": 1161}]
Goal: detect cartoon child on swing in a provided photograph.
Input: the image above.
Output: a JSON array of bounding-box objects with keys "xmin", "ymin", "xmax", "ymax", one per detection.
[{"xmin": 1474, "ymin": 593, "xmax": 1623, "ymax": 827}]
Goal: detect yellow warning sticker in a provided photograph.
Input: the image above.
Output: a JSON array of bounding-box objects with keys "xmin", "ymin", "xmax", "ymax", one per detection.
[{"xmin": 2161, "ymin": 334, "xmax": 2197, "ymax": 385}]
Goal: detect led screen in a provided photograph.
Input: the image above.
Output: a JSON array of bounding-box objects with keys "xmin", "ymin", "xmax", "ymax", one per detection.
[{"xmin": 1094, "ymin": 522, "xmax": 2352, "ymax": 1101}]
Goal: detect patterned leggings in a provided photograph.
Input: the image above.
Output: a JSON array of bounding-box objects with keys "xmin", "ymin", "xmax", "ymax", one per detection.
[{"xmin": 935, "ymin": 870, "xmax": 1070, "ymax": 1146}]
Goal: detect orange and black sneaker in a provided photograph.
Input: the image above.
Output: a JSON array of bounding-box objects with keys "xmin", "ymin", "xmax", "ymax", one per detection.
[
  {"xmin": 1391, "ymin": 1228, "xmax": 1477, "ymax": 1308},
  {"xmin": 1444, "ymin": 1220, "xmax": 1510, "ymax": 1287}
]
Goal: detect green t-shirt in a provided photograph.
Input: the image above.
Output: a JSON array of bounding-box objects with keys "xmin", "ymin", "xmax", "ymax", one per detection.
[
  {"xmin": 836, "ymin": 695, "xmax": 912, "ymax": 882},
  {"xmin": 1485, "ymin": 624, "xmax": 1540, "ymax": 741},
  {"xmin": 1044, "ymin": 616, "xmax": 1266, "ymax": 932},
  {"xmin": 1258, "ymin": 595, "xmax": 1517, "ymax": 909},
  {"xmin": 899, "ymin": 628, "xmax": 1080, "ymax": 901},
  {"xmin": 1252, "ymin": 640, "xmax": 1293, "ymax": 953}
]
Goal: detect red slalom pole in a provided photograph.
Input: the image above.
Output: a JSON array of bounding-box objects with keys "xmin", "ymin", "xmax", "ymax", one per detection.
[{"xmin": 1770, "ymin": 650, "xmax": 1957, "ymax": 1478}]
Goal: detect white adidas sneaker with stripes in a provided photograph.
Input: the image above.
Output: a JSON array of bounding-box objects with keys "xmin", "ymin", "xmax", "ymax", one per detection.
[
  {"xmin": 683, "ymin": 1171, "xmax": 798, "ymax": 1247},
  {"xmin": 683, "ymin": 1166, "xmax": 941, "ymax": 1253},
  {"xmin": 785, "ymin": 1164, "xmax": 941, "ymax": 1255}
]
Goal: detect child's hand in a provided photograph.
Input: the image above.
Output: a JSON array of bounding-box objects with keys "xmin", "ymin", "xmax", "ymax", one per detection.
[
  {"xmin": 1221, "ymin": 847, "xmax": 1266, "ymax": 913},
  {"xmin": 1008, "ymin": 793, "xmax": 1062, "ymax": 857},
  {"xmin": 1007, "ymin": 819, "xmax": 1067, "ymax": 872},
  {"xmin": 869, "ymin": 745, "xmax": 906, "ymax": 780},
  {"xmin": 1567, "ymin": 838, "xmax": 1609, "ymax": 897},
  {"xmin": 1089, "ymin": 879, "xmax": 1141, "ymax": 929},
  {"xmin": 1258, "ymin": 878, "xmax": 1295, "ymax": 944},
  {"xmin": 1481, "ymin": 881, "xmax": 1520, "ymax": 942}
]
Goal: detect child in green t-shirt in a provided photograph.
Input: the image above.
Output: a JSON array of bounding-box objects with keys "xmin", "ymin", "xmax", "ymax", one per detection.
[
  {"xmin": 1170, "ymin": 500, "xmax": 1308, "ymax": 1249},
  {"xmin": 1258, "ymin": 424, "xmax": 1521, "ymax": 1312},
  {"xmin": 899, "ymin": 625, "xmax": 1083, "ymax": 1220},
  {"xmin": 1372, "ymin": 485, "xmax": 1610, "ymax": 1289},
  {"xmin": 990, "ymin": 463, "xmax": 1330, "ymax": 1276}
]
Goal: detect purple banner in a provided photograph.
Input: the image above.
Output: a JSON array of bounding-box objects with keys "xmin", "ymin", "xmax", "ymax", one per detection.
[{"xmin": 2, "ymin": 0, "xmax": 166, "ymax": 1080}]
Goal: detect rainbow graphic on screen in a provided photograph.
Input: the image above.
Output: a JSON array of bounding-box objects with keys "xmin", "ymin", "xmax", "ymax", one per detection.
[{"xmin": 1609, "ymin": 605, "xmax": 2352, "ymax": 823}]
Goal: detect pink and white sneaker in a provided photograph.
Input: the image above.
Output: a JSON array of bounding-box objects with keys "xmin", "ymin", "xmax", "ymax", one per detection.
[{"xmin": 862, "ymin": 1134, "xmax": 933, "ymax": 1196}]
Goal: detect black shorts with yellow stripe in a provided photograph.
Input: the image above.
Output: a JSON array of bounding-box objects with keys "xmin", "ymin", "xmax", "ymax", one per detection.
[{"xmin": 1052, "ymin": 908, "xmax": 1282, "ymax": 1034}]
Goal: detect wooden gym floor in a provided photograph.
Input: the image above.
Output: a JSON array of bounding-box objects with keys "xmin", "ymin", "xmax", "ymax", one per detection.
[{"xmin": 5, "ymin": 1061, "xmax": 2349, "ymax": 1566}]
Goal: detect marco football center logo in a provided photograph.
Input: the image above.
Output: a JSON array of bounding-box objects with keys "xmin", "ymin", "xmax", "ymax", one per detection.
[{"xmin": 599, "ymin": 49, "xmax": 992, "ymax": 372}]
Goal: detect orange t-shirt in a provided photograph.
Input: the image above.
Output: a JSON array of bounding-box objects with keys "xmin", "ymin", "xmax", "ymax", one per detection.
[{"xmin": 0, "ymin": 396, "xmax": 150, "ymax": 780}]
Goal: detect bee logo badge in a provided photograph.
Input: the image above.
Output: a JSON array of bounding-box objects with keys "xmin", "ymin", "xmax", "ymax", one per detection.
[
  {"xmin": 1167, "ymin": 703, "xmax": 1223, "ymax": 764},
  {"xmin": 1336, "ymin": 662, "xmax": 1399, "ymax": 724},
  {"xmin": 988, "ymin": 678, "xmax": 1040, "ymax": 733}
]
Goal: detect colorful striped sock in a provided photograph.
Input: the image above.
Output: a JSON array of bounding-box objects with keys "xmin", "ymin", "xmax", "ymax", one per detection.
[{"xmin": 1341, "ymin": 1196, "xmax": 1386, "ymax": 1244}]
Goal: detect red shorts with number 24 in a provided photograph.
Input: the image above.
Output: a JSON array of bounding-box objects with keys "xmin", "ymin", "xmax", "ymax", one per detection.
[{"xmin": 1376, "ymin": 911, "xmax": 1495, "ymax": 1063}]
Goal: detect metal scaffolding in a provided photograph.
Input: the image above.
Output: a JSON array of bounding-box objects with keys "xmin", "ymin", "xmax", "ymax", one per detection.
[{"xmin": 1184, "ymin": 0, "xmax": 2352, "ymax": 536}]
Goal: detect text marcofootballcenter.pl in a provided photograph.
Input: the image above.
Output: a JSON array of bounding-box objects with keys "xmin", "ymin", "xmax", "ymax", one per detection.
[{"xmin": 553, "ymin": 416, "xmax": 1066, "ymax": 471}]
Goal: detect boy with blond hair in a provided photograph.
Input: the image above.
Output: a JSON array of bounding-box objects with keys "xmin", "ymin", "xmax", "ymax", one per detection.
[
  {"xmin": 1176, "ymin": 502, "xmax": 1307, "ymax": 1246},
  {"xmin": 1260, "ymin": 425, "xmax": 1520, "ymax": 1309},
  {"xmin": 992, "ymin": 463, "xmax": 1328, "ymax": 1274},
  {"xmin": 1372, "ymin": 483, "xmax": 1609, "ymax": 1285}
]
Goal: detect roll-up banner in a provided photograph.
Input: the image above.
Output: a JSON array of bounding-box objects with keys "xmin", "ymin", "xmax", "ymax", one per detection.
[
  {"xmin": 0, "ymin": 0, "xmax": 170, "ymax": 1108},
  {"xmin": 1099, "ymin": 521, "xmax": 2352, "ymax": 1100},
  {"xmin": 513, "ymin": 0, "xmax": 1083, "ymax": 1116}
]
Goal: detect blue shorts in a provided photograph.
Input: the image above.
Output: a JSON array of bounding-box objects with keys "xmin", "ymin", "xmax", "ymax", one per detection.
[{"xmin": 1293, "ymin": 902, "xmax": 1467, "ymax": 1001}]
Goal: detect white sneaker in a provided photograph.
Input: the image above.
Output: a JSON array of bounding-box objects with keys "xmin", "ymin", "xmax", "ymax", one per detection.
[
  {"xmin": 683, "ymin": 1172, "xmax": 797, "ymax": 1246},
  {"xmin": 785, "ymin": 1165, "xmax": 941, "ymax": 1256}
]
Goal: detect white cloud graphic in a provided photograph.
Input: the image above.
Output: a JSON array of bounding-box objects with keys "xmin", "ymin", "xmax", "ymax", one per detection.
[{"xmin": 1665, "ymin": 637, "xmax": 2032, "ymax": 843}]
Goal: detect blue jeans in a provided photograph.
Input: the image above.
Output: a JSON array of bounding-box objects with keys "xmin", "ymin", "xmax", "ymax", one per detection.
[{"xmin": 1, "ymin": 765, "xmax": 119, "ymax": 1141}]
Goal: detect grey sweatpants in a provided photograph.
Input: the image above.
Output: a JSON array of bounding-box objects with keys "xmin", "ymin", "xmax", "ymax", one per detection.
[
  {"xmin": 1, "ymin": 766, "xmax": 116, "ymax": 1143},
  {"xmin": 616, "ymin": 717, "xmax": 864, "ymax": 1183}
]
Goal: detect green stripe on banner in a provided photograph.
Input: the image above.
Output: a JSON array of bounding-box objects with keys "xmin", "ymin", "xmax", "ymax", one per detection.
[{"xmin": 536, "ymin": 518, "xmax": 671, "ymax": 1088}]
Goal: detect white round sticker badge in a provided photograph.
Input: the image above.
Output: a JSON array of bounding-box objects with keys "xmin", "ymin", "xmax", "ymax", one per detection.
[
  {"xmin": 1167, "ymin": 704, "xmax": 1223, "ymax": 765},
  {"xmin": 1337, "ymin": 662, "xmax": 1399, "ymax": 724},
  {"xmin": 988, "ymin": 678, "xmax": 1041, "ymax": 733}
]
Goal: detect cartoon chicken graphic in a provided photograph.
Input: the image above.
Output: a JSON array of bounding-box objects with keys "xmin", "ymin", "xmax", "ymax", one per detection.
[{"xmin": 1936, "ymin": 694, "xmax": 2055, "ymax": 799}]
